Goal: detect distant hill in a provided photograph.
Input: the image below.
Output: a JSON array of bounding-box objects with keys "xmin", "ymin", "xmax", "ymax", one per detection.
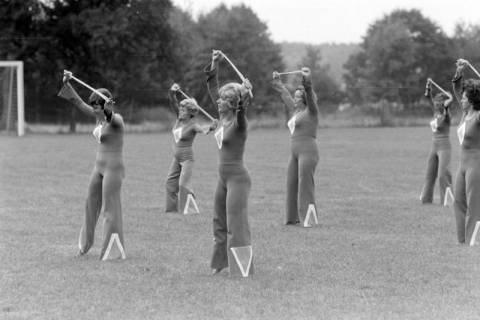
[{"xmin": 280, "ymin": 42, "xmax": 361, "ymax": 85}]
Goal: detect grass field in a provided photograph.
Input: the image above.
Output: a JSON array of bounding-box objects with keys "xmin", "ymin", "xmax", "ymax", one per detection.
[{"xmin": 1, "ymin": 127, "xmax": 480, "ymax": 320}]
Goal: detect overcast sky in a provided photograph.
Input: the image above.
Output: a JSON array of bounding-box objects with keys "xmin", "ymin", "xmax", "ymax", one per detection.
[{"xmin": 171, "ymin": 0, "xmax": 480, "ymax": 44}]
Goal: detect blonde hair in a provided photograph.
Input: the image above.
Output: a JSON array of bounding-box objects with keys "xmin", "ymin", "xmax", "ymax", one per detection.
[
  {"xmin": 218, "ymin": 82, "xmax": 243, "ymax": 108},
  {"xmin": 180, "ymin": 98, "xmax": 199, "ymax": 115}
]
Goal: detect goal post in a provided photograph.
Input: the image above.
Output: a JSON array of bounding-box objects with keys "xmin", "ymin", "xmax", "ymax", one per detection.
[{"xmin": 0, "ymin": 61, "xmax": 24, "ymax": 136}]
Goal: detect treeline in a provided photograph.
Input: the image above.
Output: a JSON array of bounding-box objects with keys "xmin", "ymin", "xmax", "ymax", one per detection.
[
  {"xmin": 2, "ymin": 2, "xmax": 480, "ymax": 129},
  {"xmin": 343, "ymin": 9, "xmax": 480, "ymax": 111},
  {"xmin": 0, "ymin": 0, "xmax": 344, "ymax": 130},
  {"xmin": 280, "ymin": 42, "xmax": 360, "ymax": 85},
  {"xmin": 0, "ymin": 0, "xmax": 285, "ymax": 129}
]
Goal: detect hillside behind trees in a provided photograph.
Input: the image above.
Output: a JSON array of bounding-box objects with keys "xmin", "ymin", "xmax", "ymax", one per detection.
[
  {"xmin": 280, "ymin": 42, "xmax": 360, "ymax": 85},
  {"xmin": 3, "ymin": 2, "xmax": 480, "ymax": 130}
]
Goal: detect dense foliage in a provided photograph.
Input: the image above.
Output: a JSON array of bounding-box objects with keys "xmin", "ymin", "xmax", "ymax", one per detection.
[{"xmin": 2, "ymin": 3, "xmax": 480, "ymax": 129}]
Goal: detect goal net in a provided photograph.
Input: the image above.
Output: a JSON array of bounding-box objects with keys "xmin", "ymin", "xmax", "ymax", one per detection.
[{"xmin": 0, "ymin": 61, "xmax": 24, "ymax": 136}]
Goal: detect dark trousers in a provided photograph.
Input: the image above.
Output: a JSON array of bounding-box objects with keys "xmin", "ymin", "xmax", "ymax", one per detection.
[
  {"xmin": 79, "ymin": 169, "xmax": 124, "ymax": 259},
  {"xmin": 453, "ymin": 150, "xmax": 480, "ymax": 244},
  {"xmin": 211, "ymin": 164, "xmax": 253, "ymax": 276},
  {"xmin": 165, "ymin": 158, "xmax": 195, "ymax": 213},
  {"xmin": 286, "ymin": 138, "xmax": 319, "ymax": 225},
  {"xmin": 420, "ymin": 145, "xmax": 452, "ymax": 204}
]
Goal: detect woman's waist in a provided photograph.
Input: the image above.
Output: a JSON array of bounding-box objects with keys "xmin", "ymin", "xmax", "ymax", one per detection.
[
  {"xmin": 460, "ymin": 146, "xmax": 480, "ymax": 154},
  {"xmin": 95, "ymin": 153, "xmax": 124, "ymax": 164},
  {"xmin": 460, "ymin": 149, "xmax": 480, "ymax": 166},
  {"xmin": 218, "ymin": 157, "xmax": 244, "ymax": 167},
  {"xmin": 175, "ymin": 141, "xmax": 194, "ymax": 148},
  {"xmin": 218, "ymin": 162, "xmax": 248, "ymax": 174},
  {"xmin": 218, "ymin": 147, "xmax": 244, "ymax": 163},
  {"xmin": 174, "ymin": 145, "xmax": 193, "ymax": 155},
  {"xmin": 97, "ymin": 144, "xmax": 123, "ymax": 153},
  {"xmin": 460, "ymin": 126, "xmax": 480, "ymax": 149},
  {"xmin": 218, "ymin": 160, "xmax": 244, "ymax": 166},
  {"xmin": 433, "ymin": 128, "xmax": 449, "ymax": 137},
  {"xmin": 290, "ymin": 138, "xmax": 318, "ymax": 151},
  {"xmin": 432, "ymin": 136, "xmax": 451, "ymax": 147},
  {"xmin": 291, "ymin": 134, "xmax": 317, "ymax": 141},
  {"xmin": 174, "ymin": 150, "xmax": 194, "ymax": 162}
]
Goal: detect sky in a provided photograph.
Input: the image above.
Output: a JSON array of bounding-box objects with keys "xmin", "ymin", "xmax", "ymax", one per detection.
[{"xmin": 171, "ymin": 0, "xmax": 480, "ymax": 44}]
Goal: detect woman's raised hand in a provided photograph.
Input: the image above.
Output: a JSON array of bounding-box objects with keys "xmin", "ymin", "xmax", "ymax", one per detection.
[
  {"xmin": 427, "ymin": 80, "xmax": 432, "ymax": 90},
  {"xmin": 271, "ymin": 71, "xmax": 285, "ymax": 92},
  {"xmin": 243, "ymin": 78, "xmax": 252, "ymax": 91},
  {"xmin": 211, "ymin": 119, "xmax": 219, "ymax": 129},
  {"xmin": 63, "ymin": 70, "xmax": 72, "ymax": 84},
  {"xmin": 170, "ymin": 83, "xmax": 180, "ymax": 92},
  {"xmin": 456, "ymin": 59, "xmax": 468, "ymax": 71},
  {"xmin": 444, "ymin": 92, "xmax": 453, "ymax": 108},
  {"xmin": 301, "ymin": 67, "xmax": 312, "ymax": 86},
  {"xmin": 301, "ymin": 67, "xmax": 311, "ymax": 78},
  {"xmin": 212, "ymin": 50, "xmax": 223, "ymax": 63}
]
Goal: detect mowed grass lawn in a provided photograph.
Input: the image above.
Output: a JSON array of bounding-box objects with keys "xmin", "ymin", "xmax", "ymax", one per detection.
[{"xmin": 1, "ymin": 127, "xmax": 480, "ymax": 320}]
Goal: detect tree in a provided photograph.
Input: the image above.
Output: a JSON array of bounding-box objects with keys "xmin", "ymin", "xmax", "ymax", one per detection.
[
  {"xmin": 171, "ymin": 4, "xmax": 284, "ymax": 117},
  {"xmin": 298, "ymin": 46, "xmax": 342, "ymax": 113},
  {"xmin": 343, "ymin": 9, "xmax": 454, "ymax": 108},
  {"xmin": 48, "ymin": 0, "xmax": 177, "ymax": 129},
  {"xmin": 168, "ymin": 6, "xmax": 207, "ymax": 106},
  {"xmin": 0, "ymin": 0, "xmax": 178, "ymax": 131},
  {"xmin": 0, "ymin": 0, "xmax": 51, "ymax": 124},
  {"xmin": 452, "ymin": 22, "xmax": 480, "ymax": 78}
]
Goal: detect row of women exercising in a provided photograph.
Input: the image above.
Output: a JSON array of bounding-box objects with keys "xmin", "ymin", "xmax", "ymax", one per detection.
[
  {"xmin": 58, "ymin": 51, "xmax": 480, "ymax": 277},
  {"xmin": 420, "ymin": 59, "xmax": 480, "ymax": 245}
]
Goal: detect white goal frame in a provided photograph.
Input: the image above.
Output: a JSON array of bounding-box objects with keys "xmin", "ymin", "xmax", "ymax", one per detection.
[{"xmin": 1, "ymin": 61, "xmax": 24, "ymax": 136}]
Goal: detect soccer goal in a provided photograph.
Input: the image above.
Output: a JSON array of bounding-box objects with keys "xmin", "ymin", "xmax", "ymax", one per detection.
[{"xmin": 0, "ymin": 61, "xmax": 25, "ymax": 136}]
